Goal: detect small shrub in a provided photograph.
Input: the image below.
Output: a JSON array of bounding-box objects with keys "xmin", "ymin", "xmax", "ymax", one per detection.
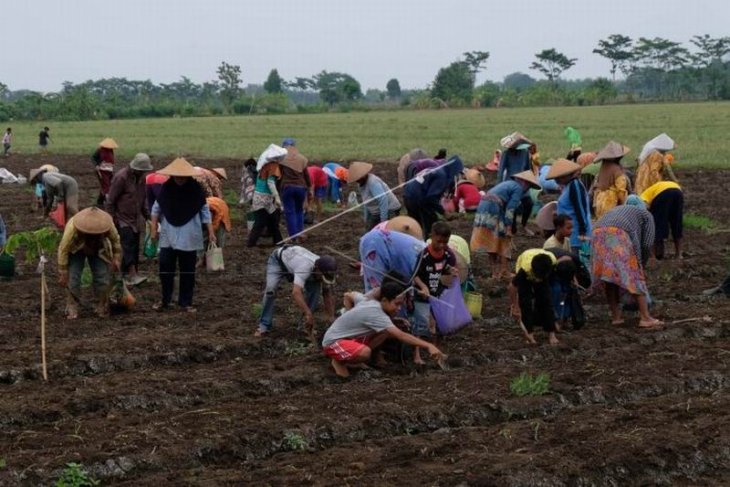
[
  {"xmin": 509, "ymin": 372, "xmax": 550, "ymax": 397},
  {"xmin": 683, "ymin": 213, "xmax": 716, "ymax": 232},
  {"xmin": 282, "ymin": 431, "xmax": 309, "ymax": 451},
  {"xmin": 55, "ymin": 462, "xmax": 99, "ymax": 487}
]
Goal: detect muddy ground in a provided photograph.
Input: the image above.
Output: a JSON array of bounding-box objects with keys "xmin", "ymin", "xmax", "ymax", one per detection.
[{"xmin": 0, "ymin": 153, "xmax": 728, "ymax": 486}]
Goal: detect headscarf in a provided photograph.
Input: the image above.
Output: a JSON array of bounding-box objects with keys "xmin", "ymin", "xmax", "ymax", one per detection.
[
  {"xmin": 638, "ymin": 133, "xmax": 675, "ymax": 165},
  {"xmin": 157, "ymin": 177, "xmax": 207, "ymax": 226},
  {"xmin": 596, "ymin": 160, "xmax": 624, "ymax": 192},
  {"xmin": 256, "ymin": 144, "xmax": 288, "ymax": 171}
]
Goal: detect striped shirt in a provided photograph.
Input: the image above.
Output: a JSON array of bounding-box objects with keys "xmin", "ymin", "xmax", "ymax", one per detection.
[{"xmin": 595, "ymin": 205, "xmax": 655, "ymax": 265}]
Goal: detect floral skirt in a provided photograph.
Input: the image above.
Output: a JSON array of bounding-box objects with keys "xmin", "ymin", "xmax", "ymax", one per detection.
[
  {"xmin": 471, "ymin": 196, "xmax": 512, "ymax": 257},
  {"xmin": 591, "ymin": 226, "xmax": 648, "ymax": 295}
]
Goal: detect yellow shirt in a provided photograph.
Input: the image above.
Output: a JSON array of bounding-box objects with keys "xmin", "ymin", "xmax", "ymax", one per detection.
[
  {"xmin": 57, "ymin": 217, "xmax": 122, "ymax": 272},
  {"xmin": 515, "ymin": 248, "xmax": 557, "ymax": 281},
  {"xmin": 640, "ymin": 181, "xmax": 681, "ymax": 205}
]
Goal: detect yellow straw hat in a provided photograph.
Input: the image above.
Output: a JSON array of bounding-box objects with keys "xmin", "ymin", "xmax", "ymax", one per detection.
[
  {"xmin": 385, "ymin": 216, "xmax": 423, "ymax": 240},
  {"xmin": 463, "ymin": 168, "xmax": 486, "ymax": 189},
  {"xmin": 210, "ymin": 168, "xmax": 228, "ymax": 180},
  {"xmin": 72, "ymin": 207, "xmax": 114, "ymax": 235},
  {"xmin": 347, "ymin": 162, "xmax": 373, "ymax": 183},
  {"xmin": 546, "ymin": 158, "xmax": 581, "ymax": 180},
  {"xmin": 512, "ymin": 170, "xmax": 542, "ymax": 190},
  {"xmin": 99, "ymin": 138, "xmax": 119, "ymax": 149},
  {"xmin": 594, "ymin": 141, "xmax": 630, "ymax": 162},
  {"xmin": 157, "ymin": 157, "xmax": 198, "ymax": 177}
]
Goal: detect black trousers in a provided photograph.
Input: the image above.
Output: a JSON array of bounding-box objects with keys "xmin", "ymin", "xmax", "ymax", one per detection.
[
  {"xmin": 118, "ymin": 226, "xmax": 140, "ymax": 273},
  {"xmin": 247, "ymin": 209, "xmax": 283, "ymax": 247},
  {"xmin": 513, "ymin": 195, "xmax": 533, "ymax": 232},
  {"xmin": 650, "ymin": 188, "xmax": 683, "ymax": 259},
  {"xmin": 159, "ymin": 247, "xmax": 197, "ymax": 307},
  {"xmin": 405, "ymin": 198, "xmax": 440, "ymax": 239},
  {"xmin": 514, "ymin": 272, "xmax": 556, "ymax": 333}
]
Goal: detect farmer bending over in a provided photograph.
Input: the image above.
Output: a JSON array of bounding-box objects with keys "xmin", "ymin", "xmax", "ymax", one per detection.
[
  {"xmin": 322, "ymin": 281, "xmax": 445, "ymax": 378},
  {"xmin": 255, "ymin": 245, "xmax": 337, "ymax": 338}
]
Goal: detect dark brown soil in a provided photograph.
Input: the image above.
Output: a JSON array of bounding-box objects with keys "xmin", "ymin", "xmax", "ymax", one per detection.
[{"xmin": 0, "ymin": 153, "xmax": 728, "ymax": 486}]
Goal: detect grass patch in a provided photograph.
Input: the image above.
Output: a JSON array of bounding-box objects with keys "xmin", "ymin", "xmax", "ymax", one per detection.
[
  {"xmin": 683, "ymin": 213, "xmax": 717, "ymax": 232},
  {"xmin": 282, "ymin": 431, "xmax": 309, "ymax": 451},
  {"xmin": 55, "ymin": 462, "xmax": 99, "ymax": 486},
  {"xmin": 509, "ymin": 372, "xmax": 551, "ymax": 397}
]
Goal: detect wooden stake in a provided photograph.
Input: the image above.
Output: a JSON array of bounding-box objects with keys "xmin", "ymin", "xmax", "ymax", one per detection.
[{"xmin": 41, "ymin": 272, "xmax": 48, "ymax": 381}]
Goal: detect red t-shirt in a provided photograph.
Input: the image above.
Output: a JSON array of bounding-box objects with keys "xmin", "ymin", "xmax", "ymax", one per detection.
[
  {"xmin": 307, "ymin": 166, "xmax": 328, "ymax": 188},
  {"xmin": 454, "ymin": 182, "xmax": 481, "ymax": 210}
]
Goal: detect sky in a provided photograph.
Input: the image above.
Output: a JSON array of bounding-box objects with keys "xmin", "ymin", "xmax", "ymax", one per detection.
[{"xmin": 3, "ymin": 0, "xmax": 729, "ymax": 93}]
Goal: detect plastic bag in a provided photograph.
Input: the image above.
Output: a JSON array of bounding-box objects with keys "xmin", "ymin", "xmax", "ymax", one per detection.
[
  {"xmin": 48, "ymin": 202, "xmax": 66, "ymax": 229},
  {"xmin": 430, "ymin": 277, "xmax": 472, "ymax": 335},
  {"xmin": 206, "ymin": 242, "xmax": 224, "ymax": 271},
  {"xmin": 347, "ymin": 191, "xmax": 359, "ymax": 208},
  {"xmin": 143, "ymin": 226, "xmax": 158, "ymax": 259},
  {"xmin": 109, "ymin": 278, "xmax": 135, "ymax": 311}
]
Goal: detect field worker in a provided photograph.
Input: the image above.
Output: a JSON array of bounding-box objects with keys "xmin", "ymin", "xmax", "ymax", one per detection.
[
  {"xmin": 507, "ymin": 248, "xmax": 559, "ymax": 345},
  {"xmin": 403, "ymin": 155, "xmax": 464, "ymax": 238},
  {"xmin": 239, "ymin": 157, "xmax": 258, "ymax": 206},
  {"xmin": 106, "ymin": 153, "xmax": 154, "ymax": 287},
  {"xmin": 546, "ymin": 158, "xmax": 592, "ymax": 254},
  {"xmin": 452, "ymin": 168, "xmax": 485, "ymax": 212},
  {"xmin": 193, "ymin": 166, "xmax": 227, "ymax": 199},
  {"xmin": 91, "ymin": 137, "xmax": 119, "ymax": 205},
  {"xmin": 412, "ymin": 221, "xmax": 457, "ymax": 364},
  {"xmin": 306, "ymin": 164, "xmax": 328, "ymax": 222},
  {"xmin": 149, "ymin": 158, "xmax": 215, "ymax": 313},
  {"xmin": 496, "ymin": 133, "xmax": 533, "ymax": 235},
  {"xmin": 58, "ymin": 207, "xmax": 122, "ymax": 320},
  {"xmin": 39, "ymin": 126, "xmax": 51, "ymax": 153},
  {"xmin": 544, "ymin": 246, "xmax": 591, "ymax": 331},
  {"xmin": 543, "ymin": 214, "xmax": 573, "ymax": 252},
  {"xmin": 279, "ymin": 138, "xmax": 311, "ymax": 241},
  {"xmin": 635, "ymin": 133, "xmax": 678, "ymax": 195},
  {"xmin": 323, "ymin": 162, "xmax": 348, "ymax": 205},
  {"xmin": 592, "ymin": 205, "xmax": 662, "ymax": 328},
  {"xmin": 537, "ymin": 160, "xmax": 561, "ymax": 194},
  {"xmin": 247, "ymin": 144, "xmax": 286, "ymax": 247},
  {"xmin": 321, "ymin": 280, "xmax": 445, "ymax": 378},
  {"xmin": 592, "ymin": 141, "xmax": 631, "ymax": 219},
  {"xmin": 206, "ymin": 196, "xmax": 232, "ymax": 248},
  {"xmin": 348, "ymin": 161, "xmax": 401, "ymax": 230},
  {"xmin": 145, "ymin": 172, "xmax": 169, "ymax": 213},
  {"xmin": 0, "ymin": 213, "xmax": 6, "ymax": 251},
  {"xmin": 255, "ymin": 245, "xmax": 337, "ymax": 338},
  {"xmin": 397, "ymin": 148, "xmax": 429, "ymax": 185},
  {"xmin": 30, "ymin": 169, "xmax": 79, "ymax": 223},
  {"xmin": 359, "ymin": 222, "xmax": 426, "ymax": 292},
  {"xmin": 3, "ymin": 127, "xmax": 12, "ymax": 156},
  {"xmin": 640, "ymin": 181, "xmax": 684, "ymax": 260},
  {"xmin": 471, "ymin": 170, "xmax": 542, "ymax": 279},
  {"xmin": 30, "ymin": 164, "xmax": 58, "ymax": 211}
]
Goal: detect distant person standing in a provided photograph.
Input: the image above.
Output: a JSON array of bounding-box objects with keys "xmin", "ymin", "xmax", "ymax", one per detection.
[
  {"xmin": 2, "ymin": 128, "xmax": 12, "ymax": 156},
  {"xmin": 38, "ymin": 127, "xmax": 51, "ymax": 153},
  {"xmin": 91, "ymin": 138, "xmax": 119, "ymax": 205}
]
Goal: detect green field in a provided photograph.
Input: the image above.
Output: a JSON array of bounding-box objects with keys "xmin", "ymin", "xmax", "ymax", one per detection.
[{"xmin": 6, "ymin": 102, "xmax": 730, "ymax": 167}]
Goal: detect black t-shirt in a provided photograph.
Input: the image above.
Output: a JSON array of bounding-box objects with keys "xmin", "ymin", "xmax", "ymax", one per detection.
[
  {"xmin": 39, "ymin": 130, "xmax": 50, "ymax": 145},
  {"xmin": 415, "ymin": 246, "xmax": 457, "ymax": 301}
]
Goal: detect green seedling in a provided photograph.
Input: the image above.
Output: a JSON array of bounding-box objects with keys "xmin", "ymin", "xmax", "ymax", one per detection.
[
  {"xmin": 282, "ymin": 432, "xmax": 309, "ymax": 451},
  {"xmin": 509, "ymin": 372, "xmax": 551, "ymax": 397},
  {"xmin": 3, "ymin": 226, "xmax": 61, "ymax": 263},
  {"xmin": 55, "ymin": 462, "xmax": 99, "ymax": 487}
]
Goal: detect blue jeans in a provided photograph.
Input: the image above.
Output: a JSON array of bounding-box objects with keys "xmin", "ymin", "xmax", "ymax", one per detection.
[
  {"xmin": 282, "ymin": 185, "xmax": 307, "ymax": 238},
  {"xmin": 258, "ymin": 252, "xmax": 321, "ymax": 332}
]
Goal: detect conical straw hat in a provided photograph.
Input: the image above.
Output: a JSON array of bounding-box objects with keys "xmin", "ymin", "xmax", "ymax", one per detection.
[
  {"xmin": 72, "ymin": 207, "xmax": 114, "ymax": 235},
  {"xmin": 594, "ymin": 141, "xmax": 630, "ymax": 162},
  {"xmin": 535, "ymin": 201, "xmax": 558, "ymax": 231},
  {"xmin": 546, "ymin": 158, "xmax": 581, "ymax": 180},
  {"xmin": 385, "ymin": 216, "xmax": 423, "ymax": 240},
  {"xmin": 512, "ymin": 170, "xmax": 542, "ymax": 190},
  {"xmin": 99, "ymin": 138, "xmax": 119, "ymax": 149},
  {"xmin": 347, "ymin": 162, "xmax": 373, "ymax": 183},
  {"xmin": 211, "ymin": 168, "xmax": 228, "ymax": 180},
  {"xmin": 500, "ymin": 131, "xmax": 532, "ymax": 149},
  {"xmin": 464, "ymin": 168, "xmax": 486, "ymax": 189},
  {"xmin": 157, "ymin": 157, "xmax": 198, "ymax": 177}
]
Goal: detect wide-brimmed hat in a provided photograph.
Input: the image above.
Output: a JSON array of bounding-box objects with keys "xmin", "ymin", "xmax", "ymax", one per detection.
[
  {"xmin": 99, "ymin": 138, "xmax": 119, "ymax": 149},
  {"xmin": 594, "ymin": 141, "xmax": 630, "ymax": 162},
  {"xmin": 157, "ymin": 157, "xmax": 198, "ymax": 177},
  {"xmin": 512, "ymin": 170, "xmax": 542, "ymax": 190},
  {"xmin": 129, "ymin": 153, "xmax": 153, "ymax": 172},
  {"xmin": 385, "ymin": 216, "xmax": 423, "ymax": 240},
  {"xmin": 347, "ymin": 162, "xmax": 373, "ymax": 183},
  {"xmin": 72, "ymin": 207, "xmax": 114, "ymax": 235},
  {"xmin": 535, "ymin": 201, "xmax": 558, "ymax": 231},
  {"xmin": 500, "ymin": 132, "xmax": 532, "ymax": 149},
  {"xmin": 409, "ymin": 148, "xmax": 428, "ymax": 161},
  {"xmin": 546, "ymin": 158, "xmax": 581, "ymax": 180},
  {"xmin": 315, "ymin": 255, "xmax": 337, "ymax": 284},
  {"xmin": 463, "ymin": 168, "xmax": 486, "ymax": 189},
  {"xmin": 210, "ymin": 167, "xmax": 228, "ymax": 180},
  {"xmin": 29, "ymin": 168, "xmax": 45, "ymax": 184}
]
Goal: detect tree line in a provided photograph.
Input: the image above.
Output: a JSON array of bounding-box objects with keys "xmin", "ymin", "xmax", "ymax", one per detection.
[{"xmin": 0, "ymin": 33, "xmax": 728, "ymax": 122}]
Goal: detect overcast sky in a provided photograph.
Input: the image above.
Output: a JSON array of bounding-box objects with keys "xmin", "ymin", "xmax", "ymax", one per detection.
[{"xmin": 3, "ymin": 0, "xmax": 728, "ymax": 92}]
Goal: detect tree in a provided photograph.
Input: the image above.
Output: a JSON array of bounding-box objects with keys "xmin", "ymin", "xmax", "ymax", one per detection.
[
  {"xmin": 593, "ymin": 34, "xmax": 634, "ymax": 80},
  {"xmin": 689, "ymin": 34, "xmax": 730, "ymax": 67},
  {"xmin": 502, "ymin": 72, "xmax": 536, "ymax": 91},
  {"xmin": 431, "ymin": 61, "xmax": 474, "ymax": 104},
  {"xmin": 386, "ymin": 78, "xmax": 401, "ymax": 99},
  {"xmin": 633, "ymin": 38, "xmax": 689, "ymax": 71},
  {"xmin": 216, "ymin": 61, "xmax": 242, "ymax": 113},
  {"xmin": 312, "ymin": 71, "xmax": 362, "ymax": 105},
  {"xmin": 530, "ymin": 49, "xmax": 577, "ymax": 83},
  {"xmin": 462, "ymin": 51, "xmax": 490, "ymax": 75},
  {"xmin": 263, "ymin": 69, "xmax": 284, "ymax": 94}
]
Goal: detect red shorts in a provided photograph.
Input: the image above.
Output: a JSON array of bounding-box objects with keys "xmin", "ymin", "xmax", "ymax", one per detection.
[{"xmin": 323, "ymin": 336, "xmax": 371, "ymax": 363}]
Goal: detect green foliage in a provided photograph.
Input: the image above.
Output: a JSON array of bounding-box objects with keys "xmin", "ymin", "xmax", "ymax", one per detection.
[
  {"xmin": 503, "ymin": 72, "xmax": 536, "ymax": 91},
  {"xmin": 252, "ymin": 303, "xmax": 263, "ymax": 320},
  {"xmin": 530, "ymin": 48, "xmax": 577, "ymax": 82},
  {"xmin": 263, "ymin": 69, "xmax": 284, "ymax": 94},
  {"xmin": 217, "ymin": 61, "xmax": 243, "ymax": 113},
  {"xmin": 0, "ymin": 457, "xmax": 6, "ymax": 469},
  {"xmin": 282, "ymin": 432, "xmax": 309, "ymax": 451},
  {"xmin": 55, "ymin": 462, "xmax": 99, "ymax": 487},
  {"xmin": 431, "ymin": 61, "xmax": 474, "ymax": 105},
  {"xmin": 386, "ymin": 78, "xmax": 401, "ymax": 99},
  {"xmin": 3, "ymin": 227, "xmax": 61, "ymax": 263},
  {"xmin": 510, "ymin": 372, "xmax": 550, "ymax": 397},
  {"xmin": 313, "ymin": 71, "xmax": 363, "ymax": 105},
  {"xmin": 593, "ymin": 34, "xmax": 634, "ymax": 79},
  {"xmin": 683, "ymin": 213, "xmax": 717, "ymax": 232},
  {"xmin": 284, "ymin": 341, "xmax": 313, "ymax": 357},
  {"xmin": 462, "ymin": 50, "xmax": 490, "ymax": 75}
]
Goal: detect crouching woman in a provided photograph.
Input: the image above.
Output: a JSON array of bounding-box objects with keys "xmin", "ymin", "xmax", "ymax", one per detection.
[
  {"xmin": 58, "ymin": 207, "xmax": 122, "ymax": 319},
  {"xmin": 321, "ymin": 281, "xmax": 445, "ymax": 378}
]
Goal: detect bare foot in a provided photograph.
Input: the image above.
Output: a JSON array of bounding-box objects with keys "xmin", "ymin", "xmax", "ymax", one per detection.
[
  {"xmin": 548, "ymin": 333, "xmax": 559, "ymax": 345},
  {"xmin": 611, "ymin": 318, "xmax": 625, "ymax": 326},
  {"xmin": 519, "ymin": 321, "xmax": 537, "ymax": 344},
  {"xmin": 66, "ymin": 310, "xmax": 79, "ymax": 320},
  {"xmin": 639, "ymin": 318, "xmax": 664, "ymax": 329},
  {"xmin": 331, "ymin": 358, "xmax": 350, "ymax": 377},
  {"xmin": 253, "ymin": 328, "xmax": 269, "ymax": 337}
]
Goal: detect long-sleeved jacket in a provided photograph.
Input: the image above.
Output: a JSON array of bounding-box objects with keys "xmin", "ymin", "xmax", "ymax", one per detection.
[
  {"xmin": 42, "ymin": 173, "xmax": 78, "ymax": 212},
  {"xmin": 496, "ymin": 148, "xmax": 530, "ymax": 183},
  {"xmin": 359, "ymin": 174, "xmax": 401, "ymax": 221},
  {"xmin": 106, "ymin": 166, "xmax": 150, "ymax": 232},
  {"xmin": 58, "ymin": 216, "xmax": 122, "ymax": 272},
  {"xmin": 403, "ymin": 156, "xmax": 464, "ymax": 207}
]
